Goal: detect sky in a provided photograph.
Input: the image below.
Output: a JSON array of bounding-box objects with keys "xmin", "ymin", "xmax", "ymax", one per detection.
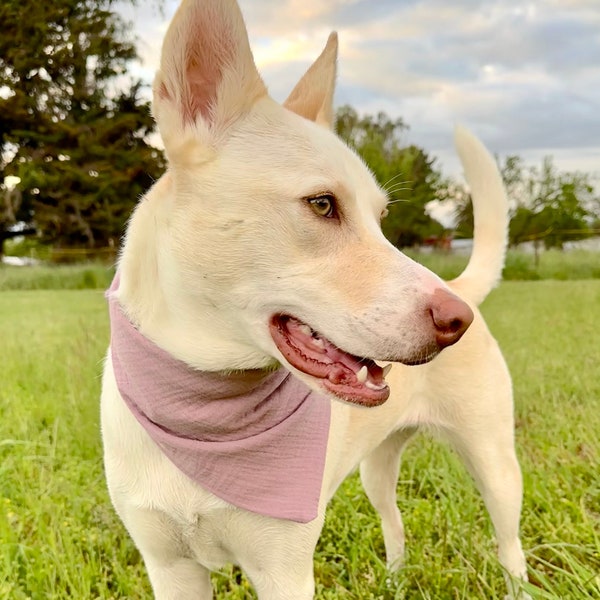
[{"xmin": 119, "ymin": 0, "xmax": 600, "ymax": 183}]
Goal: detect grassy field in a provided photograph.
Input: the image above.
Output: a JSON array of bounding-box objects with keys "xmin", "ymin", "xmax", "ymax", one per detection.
[
  {"xmin": 0, "ymin": 263, "xmax": 114, "ymax": 291},
  {"xmin": 406, "ymin": 248, "xmax": 600, "ymax": 281},
  {"xmin": 0, "ymin": 281, "xmax": 599, "ymax": 599},
  {"xmin": 0, "ymin": 248, "xmax": 599, "ymax": 292}
]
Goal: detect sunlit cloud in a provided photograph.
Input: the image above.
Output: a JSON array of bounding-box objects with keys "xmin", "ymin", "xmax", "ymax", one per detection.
[{"xmin": 120, "ymin": 0, "xmax": 600, "ymax": 176}]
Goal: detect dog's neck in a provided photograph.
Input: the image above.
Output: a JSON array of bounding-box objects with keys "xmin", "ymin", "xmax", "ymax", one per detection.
[
  {"xmin": 108, "ymin": 275, "xmax": 331, "ymax": 522},
  {"xmin": 117, "ymin": 174, "xmax": 276, "ymax": 372}
]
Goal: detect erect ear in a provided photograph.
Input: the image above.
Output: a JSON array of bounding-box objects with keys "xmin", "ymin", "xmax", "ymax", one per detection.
[
  {"xmin": 284, "ymin": 32, "xmax": 338, "ymax": 130},
  {"xmin": 152, "ymin": 0, "xmax": 267, "ymax": 155}
]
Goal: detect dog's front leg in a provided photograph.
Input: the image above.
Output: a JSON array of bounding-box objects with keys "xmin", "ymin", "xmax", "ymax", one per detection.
[
  {"xmin": 241, "ymin": 556, "xmax": 315, "ymax": 600},
  {"xmin": 245, "ymin": 564, "xmax": 315, "ymax": 600},
  {"xmin": 443, "ymin": 426, "xmax": 531, "ymax": 600},
  {"xmin": 123, "ymin": 507, "xmax": 213, "ymax": 600},
  {"xmin": 233, "ymin": 515, "xmax": 322, "ymax": 600},
  {"xmin": 359, "ymin": 426, "xmax": 419, "ymax": 569}
]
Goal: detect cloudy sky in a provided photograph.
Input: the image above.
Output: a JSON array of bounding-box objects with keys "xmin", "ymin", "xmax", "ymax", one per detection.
[{"xmin": 120, "ymin": 0, "xmax": 600, "ymax": 179}]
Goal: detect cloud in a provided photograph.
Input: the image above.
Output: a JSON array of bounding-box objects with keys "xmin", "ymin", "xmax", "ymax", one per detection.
[{"xmin": 121, "ymin": 0, "xmax": 600, "ymax": 176}]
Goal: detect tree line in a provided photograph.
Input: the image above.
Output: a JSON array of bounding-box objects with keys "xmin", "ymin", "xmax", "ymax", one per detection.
[
  {"xmin": 0, "ymin": 0, "xmax": 164, "ymax": 257},
  {"xmin": 1, "ymin": 0, "xmax": 598, "ymax": 258}
]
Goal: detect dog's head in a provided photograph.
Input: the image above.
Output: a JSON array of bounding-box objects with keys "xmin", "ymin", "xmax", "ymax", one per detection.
[{"xmin": 147, "ymin": 0, "xmax": 473, "ymax": 407}]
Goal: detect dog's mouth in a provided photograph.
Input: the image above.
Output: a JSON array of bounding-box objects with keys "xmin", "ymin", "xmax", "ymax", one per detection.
[{"xmin": 269, "ymin": 315, "xmax": 391, "ymax": 407}]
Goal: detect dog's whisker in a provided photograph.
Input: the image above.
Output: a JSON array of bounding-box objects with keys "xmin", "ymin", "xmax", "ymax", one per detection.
[
  {"xmin": 385, "ymin": 190, "xmax": 412, "ymax": 200},
  {"xmin": 382, "ymin": 172, "xmax": 409, "ymax": 192},
  {"xmin": 386, "ymin": 198, "xmax": 411, "ymax": 206},
  {"xmin": 385, "ymin": 180, "xmax": 414, "ymax": 194},
  {"xmin": 384, "ymin": 187, "xmax": 411, "ymax": 198}
]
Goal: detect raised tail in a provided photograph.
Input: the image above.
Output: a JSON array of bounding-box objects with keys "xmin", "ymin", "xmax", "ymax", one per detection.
[{"xmin": 448, "ymin": 126, "xmax": 509, "ymax": 306}]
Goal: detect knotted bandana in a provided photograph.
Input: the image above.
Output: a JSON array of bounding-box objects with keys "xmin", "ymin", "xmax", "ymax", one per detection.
[{"xmin": 107, "ymin": 277, "xmax": 331, "ymax": 522}]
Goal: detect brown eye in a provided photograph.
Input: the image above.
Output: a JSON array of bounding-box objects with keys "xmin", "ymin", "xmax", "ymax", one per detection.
[{"xmin": 308, "ymin": 194, "xmax": 337, "ymax": 218}]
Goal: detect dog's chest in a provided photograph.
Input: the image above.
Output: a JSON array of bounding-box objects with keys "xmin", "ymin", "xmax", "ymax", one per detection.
[{"xmin": 107, "ymin": 284, "xmax": 332, "ymax": 522}]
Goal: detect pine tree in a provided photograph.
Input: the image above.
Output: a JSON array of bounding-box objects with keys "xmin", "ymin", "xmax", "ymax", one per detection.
[{"xmin": 0, "ymin": 0, "xmax": 165, "ymax": 251}]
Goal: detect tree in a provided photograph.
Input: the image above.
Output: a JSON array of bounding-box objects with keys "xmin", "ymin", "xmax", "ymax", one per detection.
[
  {"xmin": 504, "ymin": 156, "xmax": 594, "ymax": 249},
  {"xmin": 450, "ymin": 154, "xmax": 598, "ymax": 250},
  {"xmin": 335, "ymin": 105, "xmax": 444, "ymax": 248},
  {"xmin": 0, "ymin": 0, "xmax": 165, "ymax": 251}
]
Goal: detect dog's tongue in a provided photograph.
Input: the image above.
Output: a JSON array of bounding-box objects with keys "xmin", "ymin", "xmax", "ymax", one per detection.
[{"xmin": 269, "ymin": 315, "xmax": 390, "ymax": 407}]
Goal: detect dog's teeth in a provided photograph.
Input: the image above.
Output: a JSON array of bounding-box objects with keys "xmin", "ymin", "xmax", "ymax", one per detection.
[
  {"xmin": 312, "ymin": 337, "xmax": 325, "ymax": 349},
  {"xmin": 298, "ymin": 324, "xmax": 312, "ymax": 336},
  {"xmin": 365, "ymin": 380, "xmax": 387, "ymax": 391},
  {"xmin": 382, "ymin": 363, "xmax": 393, "ymax": 377},
  {"xmin": 356, "ymin": 365, "xmax": 368, "ymax": 383}
]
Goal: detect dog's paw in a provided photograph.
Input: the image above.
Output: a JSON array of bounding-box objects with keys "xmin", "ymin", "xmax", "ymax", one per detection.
[{"xmin": 385, "ymin": 554, "xmax": 405, "ymax": 574}]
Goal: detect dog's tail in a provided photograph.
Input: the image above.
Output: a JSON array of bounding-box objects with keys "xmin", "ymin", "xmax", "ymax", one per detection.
[{"xmin": 447, "ymin": 126, "xmax": 508, "ymax": 306}]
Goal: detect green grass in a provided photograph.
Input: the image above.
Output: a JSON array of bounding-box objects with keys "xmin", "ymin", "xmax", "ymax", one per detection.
[
  {"xmin": 0, "ymin": 263, "xmax": 115, "ymax": 291},
  {"xmin": 405, "ymin": 248, "xmax": 600, "ymax": 281},
  {"xmin": 1, "ymin": 249, "xmax": 598, "ymax": 293},
  {"xmin": 1, "ymin": 282, "xmax": 599, "ymax": 599}
]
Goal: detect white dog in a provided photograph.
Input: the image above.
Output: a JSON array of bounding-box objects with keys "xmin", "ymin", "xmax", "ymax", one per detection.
[{"xmin": 101, "ymin": 1, "xmax": 529, "ymax": 598}]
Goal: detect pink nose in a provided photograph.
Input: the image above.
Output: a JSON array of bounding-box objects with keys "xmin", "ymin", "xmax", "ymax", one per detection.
[{"xmin": 429, "ymin": 289, "xmax": 474, "ymax": 348}]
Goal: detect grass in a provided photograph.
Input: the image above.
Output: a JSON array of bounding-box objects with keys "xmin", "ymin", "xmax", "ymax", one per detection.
[
  {"xmin": 1, "ymin": 249, "xmax": 598, "ymax": 293},
  {"xmin": 405, "ymin": 248, "xmax": 600, "ymax": 281},
  {"xmin": 0, "ymin": 263, "xmax": 114, "ymax": 291},
  {"xmin": 1, "ymin": 282, "xmax": 599, "ymax": 599}
]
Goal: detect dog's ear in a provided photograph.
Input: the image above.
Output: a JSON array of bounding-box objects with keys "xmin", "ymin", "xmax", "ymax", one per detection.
[
  {"xmin": 284, "ymin": 32, "xmax": 338, "ymax": 130},
  {"xmin": 152, "ymin": 0, "xmax": 267, "ymax": 156}
]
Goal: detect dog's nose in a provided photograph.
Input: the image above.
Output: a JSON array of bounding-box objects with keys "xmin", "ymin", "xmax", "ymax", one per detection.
[{"xmin": 429, "ymin": 289, "xmax": 474, "ymax": 348}]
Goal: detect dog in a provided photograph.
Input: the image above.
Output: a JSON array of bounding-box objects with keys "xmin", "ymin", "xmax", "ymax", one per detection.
[{"xmin": 100, "ymin": 1, "xmax": 529, "ymax": 598}]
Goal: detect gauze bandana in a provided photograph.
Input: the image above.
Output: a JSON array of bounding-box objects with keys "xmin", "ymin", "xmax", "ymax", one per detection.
[{"xmin": 107, "ymin": 277, "xmax": 331, "ymax": 522}]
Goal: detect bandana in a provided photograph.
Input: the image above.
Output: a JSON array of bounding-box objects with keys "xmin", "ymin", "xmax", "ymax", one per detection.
[{"xmin": 107, "ymin": 277, "xmax": 331, "ymax": 523}]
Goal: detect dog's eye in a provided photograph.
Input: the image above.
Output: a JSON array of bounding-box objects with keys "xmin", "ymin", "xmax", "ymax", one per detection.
[{"xmin": 307, "ymin": 194, "xmax": 337, "ymax": 219}]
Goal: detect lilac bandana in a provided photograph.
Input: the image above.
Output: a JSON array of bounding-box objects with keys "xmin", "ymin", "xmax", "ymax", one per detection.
[{"xmin": 107, "ymin": 277, "xmax": 331, "ymax": 523}]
